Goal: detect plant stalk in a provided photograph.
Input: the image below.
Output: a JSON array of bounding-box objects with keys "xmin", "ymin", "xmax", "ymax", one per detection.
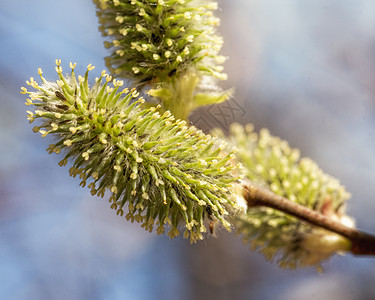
[{"xmin": 243, "ymin": 184, "xmax": 375, "ymax": 256}]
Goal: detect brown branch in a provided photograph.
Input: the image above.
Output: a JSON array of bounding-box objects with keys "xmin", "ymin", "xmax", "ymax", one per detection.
[{"xmin": 243, "ymin": 184, "xmax": 375, "ymax": 256}]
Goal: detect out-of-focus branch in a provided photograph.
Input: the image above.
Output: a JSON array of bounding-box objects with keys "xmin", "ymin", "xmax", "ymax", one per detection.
[{"xmin": 243, "ymin": 184, "xmax": 375, "ymax": 256}]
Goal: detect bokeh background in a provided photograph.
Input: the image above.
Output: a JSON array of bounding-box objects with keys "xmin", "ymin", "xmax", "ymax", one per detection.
[{"xmin": 1, "ymin": 0, "xmax": 375, "ymax": 299}]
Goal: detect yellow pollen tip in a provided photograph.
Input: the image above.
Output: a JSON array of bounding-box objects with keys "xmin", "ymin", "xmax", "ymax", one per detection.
[{"xmin": 87, "ymin": 63, "xmax": 95, "ymax": 71}]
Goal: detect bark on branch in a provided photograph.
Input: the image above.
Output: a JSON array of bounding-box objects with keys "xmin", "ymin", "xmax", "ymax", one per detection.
[{"xmin": 243, "ymin": 184, "xmax": 375, "ymax": 256}]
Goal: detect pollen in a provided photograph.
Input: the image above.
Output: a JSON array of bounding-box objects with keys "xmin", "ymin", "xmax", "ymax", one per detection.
[
  {"xmin": 87, "ymin": 64, "xmax": 95, "ymax": 71},
  {"xmin": 186, "ymin": 35, "xmax": 194, "ymax": 42},
  {"xmin": 115, "ymin": 15, "xmax": 125, "ymax": 24},
  {"xmin": 69, "ymin": 127, "xmax": 78, "ymax": 134},
  {"xmin": 64, "ymin": 140, "xmax": 73, "ymax": 146},
  {"xmin": 82, "ymin": 152, "xmax": 90, "ymax": 160},
  {"xmin": 114, "ymin": 51, "xmax": 124, "ymax": 60},
  {"xmin": 55, "ymin": 66, "xmax": 62, "ymax": 73},
  {"xmin": 119, "ymin": 28, "xmax": 128, "ymax": 36},
  {"xmin": 20, "ymin": 87, "xmax": 28, "ymax": 94},
  {"xmin": 164, "ymin": 51, "xmax": 171, "ymax": 58},
  {"xmin": 39, "ymin": 129, "xmax": 48, "ymax": 137}
]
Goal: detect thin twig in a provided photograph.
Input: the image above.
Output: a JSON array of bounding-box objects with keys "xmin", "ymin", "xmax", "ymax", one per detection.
[{"xmin": 243, "ymin": 184, "xmax": 375, "ymax": 256}]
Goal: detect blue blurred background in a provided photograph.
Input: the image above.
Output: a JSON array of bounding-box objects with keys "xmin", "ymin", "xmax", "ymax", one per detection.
[{"xmin": 1, "ymin": 0, "xmax": 375, "ymax": 299}]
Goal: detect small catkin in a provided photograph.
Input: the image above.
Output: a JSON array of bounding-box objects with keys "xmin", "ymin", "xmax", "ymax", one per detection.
[
  {"xmin": 213, "ymin": 123, "xmax": 353, "ymax": 269},
  {"xmin": 93, "ymin": 0, "xmax": 227, "ymax": 86}
]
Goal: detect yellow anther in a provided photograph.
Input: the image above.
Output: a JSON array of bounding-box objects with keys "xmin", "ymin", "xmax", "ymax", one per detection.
[
  {"xmin": 20, "ymin": 87, "xmax": 28, "ymax": 94},
  {"xmin": 186, "ymin": 35, "xmax": 194, "ymax": 42},
  {"xmin": 69, "ymin": 127, "xmax": 77, "ymax": 134},
  {"xmin": 51, "ymin": 123, "xmax": 58, "ymax": 131},
  {"xmin": 119, "ymin": 28, "xmax": 128, "ymax": 36},
  {"xmin": 63, "ymin": 140, "xmax": 73, "ymax": 146},
  {"xmin": 115, "ymin": 15, "xmax": 124, "ymax": 24},
  {"xmin": 55, "ymin": 66, "xmax": 62, "ymax": 73},
  {"xmin": 87, "ymin": 63, "xmax": 95, "ymax": 71},
  {"xmin": 132, "ymin": 90, "xmax": 140, "ymax": 98},
  {"xmin": 116, "ymin": 49, "xmax": 125, "ymax": 56},
  {"xmin": 55, "ymin": 59, "xmax": 61, "ymax": 66},
  {"xmin": 39, "ymin": 129, "xmax": 48, "ymax": 137},
  {"xmin": 132, "ymin": 67, "xmax": 140, "ymax": 74},
  {"xmin": 113, "ymin": 165, "xmax": 122, "ymax": 172},
  {"xmin": 184, "ymin": 12, "xmax": 191, "ymax": 19},
  {"xmin": 82, "ymin": 152, "xmax": 89, "ymax": 160},
  {"xmin": 69, "ymin": 62, "xmax": 76, "ymax": 69}
]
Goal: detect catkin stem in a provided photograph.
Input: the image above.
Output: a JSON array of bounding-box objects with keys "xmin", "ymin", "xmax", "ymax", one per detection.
[{"xmin": 243, "ymin": 184, "xmax": 375, "ymax": 256}]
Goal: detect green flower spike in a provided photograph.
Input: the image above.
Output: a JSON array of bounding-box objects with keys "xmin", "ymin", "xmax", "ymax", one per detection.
[
  {"xmin": 94, "ymin": 0, "xmax": 230, "ymax": 120},
  {"xmin": 213, "ymin": 124, "xmax": 353, "ymax": 269},
  {"xmin": 22, "ymin": 60, "xmax": 244, "ymax": 243}
]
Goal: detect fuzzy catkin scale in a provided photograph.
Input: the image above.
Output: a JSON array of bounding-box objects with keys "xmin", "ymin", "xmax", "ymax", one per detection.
[
  {"xmin": 22, "ymin": 61, "xmax": 241, "ymax": 243},
  {"xmin": 213, "ymin": 124, "xmax": 353, "ymax": 269},
  {"xmin": 93, "ymin": 0, "xmax": 226, "ymax": 87}
]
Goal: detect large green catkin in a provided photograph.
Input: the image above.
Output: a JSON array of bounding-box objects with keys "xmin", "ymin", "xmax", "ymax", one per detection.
[
  {"xmin": 22, "ymin": 61, "xmax": 244, "ymax": 243},
  {"xmin": 213, "ymin": 123, "xmax": 353, "ymax": 269}
]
